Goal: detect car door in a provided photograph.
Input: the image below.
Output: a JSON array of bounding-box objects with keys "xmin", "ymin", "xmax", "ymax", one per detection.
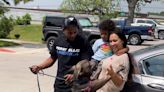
[{"xmin": 140, "ymin": 53, "xmax": 164, "ymax": 92}]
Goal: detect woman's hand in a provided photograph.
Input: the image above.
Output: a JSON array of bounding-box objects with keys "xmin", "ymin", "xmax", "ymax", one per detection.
[{"xmin": 107, "ymin": 65, "xmax": 115, "ymax": 78}]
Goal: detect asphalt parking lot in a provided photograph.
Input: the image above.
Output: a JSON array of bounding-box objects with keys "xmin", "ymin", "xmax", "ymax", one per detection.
[{"xmin": 0, "ymin": 39, "xmax": 164, "ymax": 92}]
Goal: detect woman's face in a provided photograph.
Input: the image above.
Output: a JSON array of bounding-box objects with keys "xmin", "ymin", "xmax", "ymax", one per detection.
[{"xmin": 109, "ymin": 33, "xmax": 124, "ymax": 53}]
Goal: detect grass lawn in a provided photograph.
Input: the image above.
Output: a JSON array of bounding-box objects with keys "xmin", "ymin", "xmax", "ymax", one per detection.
[
  {"xmin": 0, "ymin": 40, "xmax": 20, "ymax": 47},
  {"xmin": 8, "ymin": 24, "xmax": 43, "ymax": 43}
]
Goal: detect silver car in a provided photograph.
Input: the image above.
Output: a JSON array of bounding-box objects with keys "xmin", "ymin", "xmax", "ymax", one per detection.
[{"xmin": 122, "ymin": 43, "xmax": 164, "ymax": 92}]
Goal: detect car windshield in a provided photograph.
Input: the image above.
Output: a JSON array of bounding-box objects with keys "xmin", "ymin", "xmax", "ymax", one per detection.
[
  {"xmin": 78, "ymin": 18, "xmax": 93, "ymax": 27},
  {"xmin": 154, "ymin": 19, "xmax": 162, "ymax": 25}
]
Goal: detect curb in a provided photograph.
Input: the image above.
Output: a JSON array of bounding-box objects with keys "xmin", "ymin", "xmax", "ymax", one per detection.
[{"xmin": 0, "ymin": 39, "xmax": 42, "ymax": 45}]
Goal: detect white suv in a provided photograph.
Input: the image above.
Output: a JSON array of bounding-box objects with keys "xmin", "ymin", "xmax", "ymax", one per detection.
[{"xmin": 131, "ymin": 18, "xmax": 164, "ymax": 39}]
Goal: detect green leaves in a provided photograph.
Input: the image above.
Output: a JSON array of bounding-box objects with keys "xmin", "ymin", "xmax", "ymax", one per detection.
[
  {"xmin": 60, "ymin": 0, "xmax": 117, "ymax": 20},
  {"xmin": 13, "ymin": 0, "xmax": 33, "ymax": 5},
  {"xmin": 0, "ymin": 16, "xmax": 14, "ymax": 38}
]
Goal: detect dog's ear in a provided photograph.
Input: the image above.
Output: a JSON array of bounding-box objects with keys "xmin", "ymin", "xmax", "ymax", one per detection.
[{"xmin": 68, "ymin": 66, "xmax": 75, "ymax": 74}]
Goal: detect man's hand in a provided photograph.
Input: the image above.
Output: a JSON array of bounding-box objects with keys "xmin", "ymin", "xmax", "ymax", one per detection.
[
  {"xmin": 29, "ymin": 65, "xmax": 41, "ymax": 74},
  {"xmin": 64, "ymin": 74, "xmax": 74, "ymax": 84}
]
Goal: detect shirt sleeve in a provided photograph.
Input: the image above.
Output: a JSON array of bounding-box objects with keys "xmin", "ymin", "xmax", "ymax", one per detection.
[
  {"xmin": 49, "ymin": 42, "xmax": 58, "ymax": 59},
  {"xmin": 118, "ymin": 54, "xmax": 130, "ymax": 81},
  {"xmin": 92, "ymin": 39, "xmax": 100, "ymax": 53},
  {"xmin": 80, "ymin": 40, "xmax": 94, "ymax": 60}
]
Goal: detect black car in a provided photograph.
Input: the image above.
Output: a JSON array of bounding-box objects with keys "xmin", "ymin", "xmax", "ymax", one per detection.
[
  {"xmin": 42, "ymin": 16, "xmax": 100, "ymax": 51},
  {"xmin": 122, "ymin": 43, "xmax": 164, "ymax": 92}
]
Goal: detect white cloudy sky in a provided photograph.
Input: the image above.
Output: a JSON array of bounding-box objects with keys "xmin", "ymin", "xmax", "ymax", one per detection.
[{"xmin": 8, "ymin": 0, "xmax": 164, "ymax": 13}]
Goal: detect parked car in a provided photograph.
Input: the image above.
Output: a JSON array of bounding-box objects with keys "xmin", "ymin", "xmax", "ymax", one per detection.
[
  {"xmin": 122, "ymin": 43, "xmax": 164, "ymax": 92},
  {"xmin": 42, "ymin": 16, "xmax": 100, "ymax": 51},
  {"xmin": 112, "ymin": 18, "xmax": 154, "ymax": 45},
  {"xmin": 131, "ymin": 18, "xmax": 164, "ymax": 39}
]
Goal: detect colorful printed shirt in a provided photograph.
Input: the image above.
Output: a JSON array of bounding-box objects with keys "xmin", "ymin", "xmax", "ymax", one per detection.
[{"xmin": 92, "ymin": 39, "xmax": 113, "ymax": 61}]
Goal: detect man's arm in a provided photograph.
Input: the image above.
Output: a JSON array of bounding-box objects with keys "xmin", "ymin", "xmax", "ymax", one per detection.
[
  {"xmin": 81, "ymin": 39, "xmax": 94, "ymax": 60},
  {"xmin": 116, "ymin": 46, "xmax": 129, "ymax": 56},
  {"xmin": 38, "ymin": 57, "xmax": 56, "ymax": 69},
  {"xmin": 30, "ymin": 57, "xmax": 57, "ymax": 74}
]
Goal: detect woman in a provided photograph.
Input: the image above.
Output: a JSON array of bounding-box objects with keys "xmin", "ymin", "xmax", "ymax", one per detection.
[
  {"xmin": 65, "ymin": 29, "xmax": 130, "ymax": 92},
  {"xmin": 96, "ymin": 29, "xmax": 130, "ymax": 92}
]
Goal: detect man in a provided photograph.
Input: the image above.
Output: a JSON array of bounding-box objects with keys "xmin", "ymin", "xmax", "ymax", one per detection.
[{"xmin": 30, "ymin": 16, "xmax": 93, "ymax": 92}]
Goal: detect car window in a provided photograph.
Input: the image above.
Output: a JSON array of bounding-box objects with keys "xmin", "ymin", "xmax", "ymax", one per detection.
[
  {"xmin": 137, "ymin": 20, "xmax": 146, "ymax": 23},
  {"xmin": 143, "ymin": 54, "xmax": 164, "ymax": 77},
  {"xmin": 78, "ymin": 18, "xmax": 93, "ymax": 27},
  {"xmin": 45, "ymin": 17, "xmax": 64, "ymax": 27},
  {"xmin": 154, "ymin": 19, "xmax": 162, "ymax": 25},
  {"xmin": 146, "ymin": 20, "xmax": 155, "ymax": 25}
]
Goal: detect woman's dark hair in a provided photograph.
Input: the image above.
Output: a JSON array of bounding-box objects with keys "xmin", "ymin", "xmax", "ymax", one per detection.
[
  {"xmin": 98, "ymin": 19, "xmax": 116, "ymax": 33},
  {"xmin": 121, "ymin": 53, "xmax": 134, "ymax": 92},
  {"xmin": 110, "ymin": 28, "xmax": 127, "ymax": 48}
]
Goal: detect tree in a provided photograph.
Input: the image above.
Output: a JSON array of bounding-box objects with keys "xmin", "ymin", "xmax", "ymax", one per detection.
[
  {"xmin": 0, "ymin": 2, "xmax": 8, "ymax": 16},
  {"xmin": 0, "ymin": 0, "xmax": 33, "ymax": 38},
  {"xmin": 0, "ymin": 16, "xmax": 14, "ymax": 38},
  {"xmin": 2, "ymin": 0, "xmax": 33, "ymax": 5},
  {"xmin": 60, "ymin": 0, "xmax": 117, "ymax": 20},
  {"xmin": 0, "ymin": 0, "xmax": 33, "ymax": 15},
  {"xmin": 61, "ymin": 0, "xmax": 162, "ymax": 22},
  {"xmin": 125, "ymin": 0, "xmax": 161, "ymax": 25}
]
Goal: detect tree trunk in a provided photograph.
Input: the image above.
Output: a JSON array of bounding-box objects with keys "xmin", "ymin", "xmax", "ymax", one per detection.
[{"xmin": 127, "ymin": 0, "xmax": 139, "ymax": 25}]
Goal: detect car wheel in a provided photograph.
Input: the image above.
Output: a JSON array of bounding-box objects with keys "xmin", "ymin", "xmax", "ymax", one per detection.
[
  {"xmin": 158, "ymin": 31, "xmax": 164, "ymax": 39},
  {"xmin": 128, "ymin": 34, "xmax": 141, "ymax": 45},
  {"xmin": 47, "ymin": 36, "xmax": 56, "ymax": 51},
  {"xmin": 90, "ymin": 39, "xmax": 97, "ymax": 46}
]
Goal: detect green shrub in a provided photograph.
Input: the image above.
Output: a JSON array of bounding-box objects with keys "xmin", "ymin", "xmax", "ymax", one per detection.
[
  {"xmin": 15, "ymin": 13, "xmax": 32, "ymax": 25},
  {"xmin": 14, "ymin": 34, "xmax": 20, "ymax": 39},
  {"xmin": 22, "ymin": 13, "xmax": 32, "ymax": 25},
  {"xmin": 16, "ymin": 16, "xmax": 24, "ymax": 25},
  {"xmin": 0, "ymin": 16, "xmax": 14, "ymax": 38},
  {"xmin": 9, "ymin": 15, "xmax": 16, "ymax": 25}
]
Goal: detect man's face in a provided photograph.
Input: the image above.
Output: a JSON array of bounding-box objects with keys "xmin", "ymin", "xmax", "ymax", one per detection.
[
  {"xmin": 100, "ymin": 30, "xmax": 109, "ymax": 42},
  {"xmin": 63, "ymin": 26, "xmax": 78, "ymax": 41}
]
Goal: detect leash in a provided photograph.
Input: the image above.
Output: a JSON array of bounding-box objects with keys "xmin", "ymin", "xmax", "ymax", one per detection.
[
  {"xmin": 36, "ymin": 70, "xmax": 65, "ymax": 92},
  {"xmin": 29, "ymin": 67, "xmax": 65, "ymax": 92},
  {"xmin": 36, "ymin": 73, "xmax": 41, "ymax": 92}
]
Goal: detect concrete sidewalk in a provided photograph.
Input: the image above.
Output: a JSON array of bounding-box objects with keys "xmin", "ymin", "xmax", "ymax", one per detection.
[{"xmin": 0, "ymin": 39, "xmax": 58, "ymax": 92}]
